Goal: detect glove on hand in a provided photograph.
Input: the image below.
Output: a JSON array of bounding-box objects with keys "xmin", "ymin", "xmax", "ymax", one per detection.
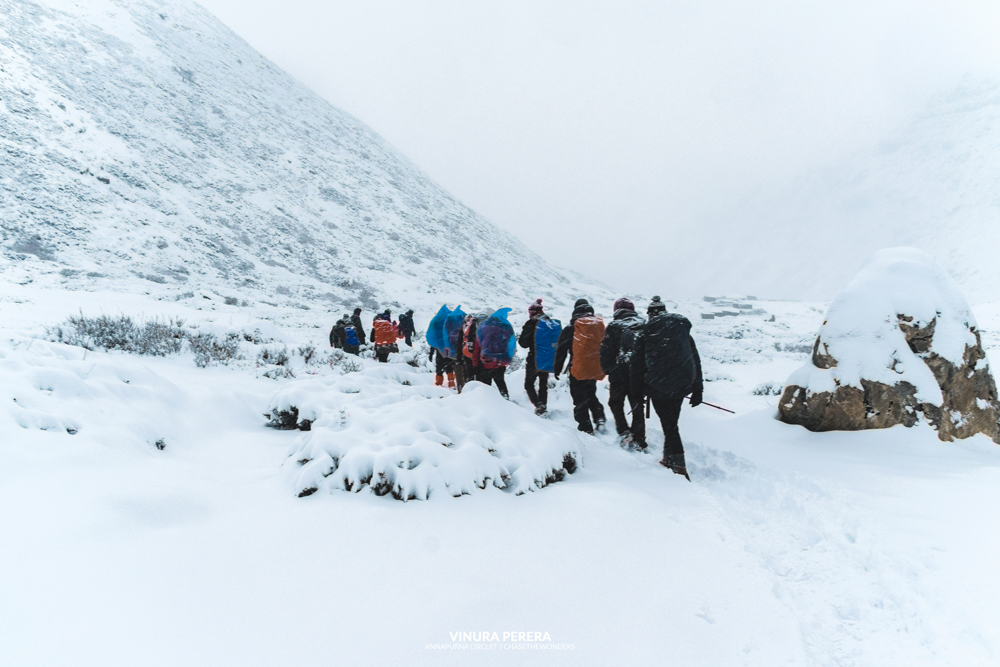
[{"xmin": 689, "ymin": 391, "xmax": 703, "ymax": 407}]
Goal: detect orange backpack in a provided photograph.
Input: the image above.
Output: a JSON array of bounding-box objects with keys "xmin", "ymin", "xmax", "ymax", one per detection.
[
  {"xmin": 373, "ymin": 319, "xmax": 395, "ymax": 346},
  {"xmin": 571, "ymin": 315, "xmax": 606, "ymax": 381}
]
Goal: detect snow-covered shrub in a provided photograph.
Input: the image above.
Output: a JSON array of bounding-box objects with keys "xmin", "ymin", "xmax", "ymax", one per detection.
[
  {"xmin": 1, "ymin": 337, "xmax": 179, "ymax": 450},
  {"xmin": 258, "ymin": 346, "xmax": 294, "ymax": 379},
  {"xmin": 779, "ymin": 247, "xmax": 1000, "ymax": 442},
  {"xmin": 188, "ymin": 332, "xmax": 242, "ymax": 368},
  {"xmin": 752, "ymin": 381, "xmax": 783, "ymax": 396},
  {"xmin": 47, "ymin": 314, "xmax": 186, "ymax": 356},
  {"xmin": 268, "ymin": 366, "xmax": 581, "ymax": 500}
]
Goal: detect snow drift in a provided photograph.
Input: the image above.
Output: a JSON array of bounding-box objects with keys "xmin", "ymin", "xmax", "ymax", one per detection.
[
  {"xmin": 268, "ymin": 365, "xmax": 582, "ymax": 500},
  {"xmin": 779, "ymin": 247, "xmax": 1000, "ymax": 442}
]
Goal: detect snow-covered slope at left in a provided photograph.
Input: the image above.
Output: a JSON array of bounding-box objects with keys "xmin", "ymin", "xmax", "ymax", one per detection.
[{"xmin": 0, "ymin": 0, "xmax": 606, "ymax": 311}]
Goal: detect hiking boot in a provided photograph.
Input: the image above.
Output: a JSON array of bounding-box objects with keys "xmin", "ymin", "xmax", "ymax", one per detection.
[
  {"xmin": 595, "ymin": 418, "xmax": 606, "ymax": 433},
  {"xmin": 671, "ymin": 454, "xmax": 691, "ymax": 481},
  {"xmin": 633, "ymin": 437, "xmax": 648, "ymax": 451},
  {"xmin": 534, "ymin": 404, "xmax": 547, "ymax": 416},
  {"xmin": 659, "ymin": 455, "xmax": 673, "ymax": 469}
]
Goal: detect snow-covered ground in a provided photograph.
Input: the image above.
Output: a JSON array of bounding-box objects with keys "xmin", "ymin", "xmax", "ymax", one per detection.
[{"xmin": 2, "ymin": 283, "xmax": 999, "ymax": 666}]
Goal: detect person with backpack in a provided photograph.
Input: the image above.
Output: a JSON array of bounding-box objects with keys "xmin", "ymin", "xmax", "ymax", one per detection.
[
  {"xmin": 553, "ymin": 298, "xmax": 607, "ymax": 434},
  {"xmin": 370, "ymin": 310, "xmax": 397, "ymax": 363},
  {"xmin": 429, "ymin": 346, "xmax": 456, "ymax": 389},
  {"xmin": 456, "ymin": 313, "xmax": 482, "ymax": 391},
  {"xmin": 398, "ymin": 309, "xmax": 416, "ymax": 347},
  {"xmin": 342, "ymin": 315, "xmax": 361, "ymax": 355},
  {"xmin": 630, "ymin": 296, "xmax": 703, "ymax": 480},
  {"xmin": 600, "ymin": 298, "xmax": 646, "ymax": 447},
  {"xmin": 519, "ymin": 298, "xmax": 554, "ymax": 415},
  {"xmin": 478, "ymin": 308, "xmax": 515, "ymax": 399},
  {"xmin": 351, "ymin": 308, "xmax": 366, "ymax": 349},
  {"xmin": 329, "ymin": 316, "xmax": 347, "ymax": 349}
]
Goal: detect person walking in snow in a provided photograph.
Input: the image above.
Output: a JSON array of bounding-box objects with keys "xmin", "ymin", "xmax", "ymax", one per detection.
[
  {"xmin": 600, "ymin": 297, "xmax": 647, "ymax": 447},
  {"xmin": 429, "ymin": 346, "xmax": 456, "ymax": 389},
  {"xmin": 398, "ymin": 309, "xmax": 416, "ymax": 347},
  {"xmin": 342, "ymin": 315, "xmax": 361, "ymax": 356},
  {"xmin": 519, "ymin": 298, "xmax": 550, "ymax": 415},
  {"xmin": 370, "ymin": 310, "xmax": 397, "ymax": 363},
  {"xmin": 458, "ymin": 313, "xmax": 484, "ymax": 391},
  {"xmin": 478, "ymin": 309, "xmax": 515, "ymax": 399},
  {"xmin": 350, "ymin": 308, "xmax": 366, "ymax": 348},
  {"xmin": 330, "ymin": 316, "xmax": 346, "ymax": 349},
  {"xmin": 553, "ymin": 298, "xmax": 607, "ymax": 434},
  {"xmin": 630, "ymin": 296, "xmax": 703, "ymax": 480}
]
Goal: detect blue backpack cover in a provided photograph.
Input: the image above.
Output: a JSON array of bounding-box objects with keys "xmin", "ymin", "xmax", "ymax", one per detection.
[
  {"xmin": 478, "ymin": 308, "xmax": 516, "ymax": 364},
  {"xmin": 534, "ymin": 317, "xmax": 562, "ymax": 372},
  {"xmin": 344, "ymin": 325, "xmax": 359, "ymax": 347},
  {"xmin": 444, "ymin": 306, "xmax": 466, "ymax": 358},
  {"xmin": 426, "ymin": 304, "xmax": 451, "ymax": 352}
]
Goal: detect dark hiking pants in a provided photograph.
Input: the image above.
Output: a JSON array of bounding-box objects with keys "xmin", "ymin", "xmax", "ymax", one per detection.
[
  {"xmin": 569, "ymin": 377, "xmax": 605, "ymax": 433},
  {"xmin": 404, "ymin": 332, "xmax": 413, "ymax": 347},
  {"xmin": 375, "ymin": 346, "xmax": 391, "ymax": 363},
  {"xmin": 344, "ymin": 344, "xmax": 359, "ymax": 356},
  {"xmin": 609, "ymin": 375, "xmax": 645, "ymax": 442},
  {"xmin": 524, "ymin": 367, "xmax": 549, "ymax": 408},
  {"xmin": 481, "ymin": 366, "xmax": 509, "ymax": 398},
  {"xmin": 650, "ymin": 393, "xmax": 686, "ymax": 458}
]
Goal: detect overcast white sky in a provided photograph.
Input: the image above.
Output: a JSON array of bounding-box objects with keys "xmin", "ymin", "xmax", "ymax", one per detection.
[{"xmin": 198, "ymin": 0, "xmax": 1000, "ymax": 294}]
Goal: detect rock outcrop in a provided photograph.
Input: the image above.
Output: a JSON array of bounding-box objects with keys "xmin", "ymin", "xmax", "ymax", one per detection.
[{"xmin": 778, "ymin": 247, "xmax": 1000, "ymax": 443}]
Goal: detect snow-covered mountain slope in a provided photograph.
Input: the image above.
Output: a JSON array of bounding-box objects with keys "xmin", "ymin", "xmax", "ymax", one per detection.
[
  {"xmin": 0, "ymin": 0, "xmax": 607, "ymax": 312},
  {"xmin": 670, "ymin": 78, "xmax": 1000, "ymax": 304}
]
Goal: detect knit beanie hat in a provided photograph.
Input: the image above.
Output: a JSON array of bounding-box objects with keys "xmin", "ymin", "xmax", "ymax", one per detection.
[
  {"xmin": 574, "ymin": 298, "xmax": 589, "ymax": 308},
  {"xmin": 528, "ymin": 298, "xmax": 544, "ymax": 316},
  {"xmin": 613, "ymin": 297, "xmax": 635, "ymax": 313},
  {"xmin": 647, "ymin": 296, "xmax": 666, "ymax": 315}
]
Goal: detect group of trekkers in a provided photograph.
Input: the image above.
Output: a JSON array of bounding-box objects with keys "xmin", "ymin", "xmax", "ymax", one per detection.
[
  {"xmin": 329, "ymin": 295, "xmax": 702, "ymax": 480},
  {"xmin": 329, "ymin": 307, "xmax": 416, "ymax": 361}
]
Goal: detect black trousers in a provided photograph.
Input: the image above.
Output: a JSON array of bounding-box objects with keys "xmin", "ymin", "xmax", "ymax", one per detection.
[
  {"xmin": 344, "ymin": 344, "xmax": 359, "ymax": 356},
  {"xmin": 524, "ymin": 366, "xmax": 549, "ymax": 408},
  {"xmin": 650, "ymin": 393, "xmax": 686, "ymax": 458},
  {"xmin": 404, "ymin": 332, "xmax": 413, "ymax": 347},
  {"xmin": 608, "ymin": 374, "xmax": 645, "ymax": 441},
  {"xmin": 375, "ymin": 345, "xmax": 391, "ymax": 363},
  {"xmin": 434, "ymin": 354, "xmax": 455, "ymax": 375},
  {"xmin": 481, "ymin": 366, "xmax": 509, "ymax": 397},
  {"xmin": 569, "ymin": 377, "xmax": 605, "ymax": 433}
]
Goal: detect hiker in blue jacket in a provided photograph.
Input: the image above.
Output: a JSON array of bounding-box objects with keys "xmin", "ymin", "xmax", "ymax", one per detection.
[{"xmin": 519, "ymin": 299, "xmax": 550, "ymax": 415}]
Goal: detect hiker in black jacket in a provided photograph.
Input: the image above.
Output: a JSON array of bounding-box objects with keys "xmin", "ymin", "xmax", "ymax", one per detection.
[
  {"xmin": 330, "ymin": 316, "xmax": 348, "ymax": 349},
  {"xmin": 350, "ymin": 308, "xmax": 366, "ymax": 347},
  {"xmin": 600, "ymin": 297, "xmax": 646, "ymax": 447},
  {"xmin": 518, "ymin": 299, "xmax": 548, "ymax": 415},
  {"xmin": 630, "ymin": 296, "xmax": 703, "ymax": 480},
  {"xmin": 398, "ymin": 310, "xmax": 416, "ymax": 347},
  {"xmin": 553, "ymin": 298, "xmax": 607, "ymax": 434}
]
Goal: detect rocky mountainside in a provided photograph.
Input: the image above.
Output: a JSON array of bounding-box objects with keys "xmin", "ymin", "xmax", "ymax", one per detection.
[
  {"xmin": 669, "ymin": 78, "xmax": 1000, "ymax": 304},
  {"xmin": 0, "ymin": 0, "xmax": 608, "ymax": 313}
]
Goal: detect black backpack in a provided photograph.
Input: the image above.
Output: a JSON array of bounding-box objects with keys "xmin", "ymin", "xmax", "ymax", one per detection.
[{"xmin": 642, "ymin": 313, "xmax": 697, "ymax": 396}]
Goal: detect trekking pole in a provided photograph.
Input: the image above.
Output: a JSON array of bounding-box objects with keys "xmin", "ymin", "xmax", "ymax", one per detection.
[
  {"xmin": 645, "ymin": 395, "xmax": 650, "ymax": 419},
  {"xmin": 686, "ymin": 395, "xmax": 735, "ymax": 414}
]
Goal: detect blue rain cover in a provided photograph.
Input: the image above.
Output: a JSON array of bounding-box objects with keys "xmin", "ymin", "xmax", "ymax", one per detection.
[
  {"xmin": 534, "ymin": 317, "xmax": 562, "ymax": 372},
  {"xmin": 444, "ymin": 306, "xmax": 466, "ymax": 358},
  {"xmin": 426, "ymin": 304, "xmax": 452, "ymax": 352},
  {"xmin": 478, "ymin": 308, "xmax": 516, "ymax": 364}
]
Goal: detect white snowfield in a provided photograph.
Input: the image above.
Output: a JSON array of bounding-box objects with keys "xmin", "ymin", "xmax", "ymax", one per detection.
[
  {"xmin": 2, "ymin": 283, "xmax": 999, "ymax": 666},
  {"xmin": 786, "ymin": 247, "xmax": 979, "ymax": 403}
]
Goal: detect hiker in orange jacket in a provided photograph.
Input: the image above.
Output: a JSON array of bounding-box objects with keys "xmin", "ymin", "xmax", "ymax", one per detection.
[{"xmin": 553, "ymin": 298, "xmax": 607, "ymax": 434}]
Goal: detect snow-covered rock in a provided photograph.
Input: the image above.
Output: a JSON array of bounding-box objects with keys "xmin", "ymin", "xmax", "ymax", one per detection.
[
  {"xmin": 0, "ymin": 0, "xmax": 606, "ymax": 310},
  {"xmin": 778, "ymin": 247, "xmax": 1000, "ymax": 443},
  {"xmin": 268, "ymin": 365, "xmax": 582, "ymax": 500}
]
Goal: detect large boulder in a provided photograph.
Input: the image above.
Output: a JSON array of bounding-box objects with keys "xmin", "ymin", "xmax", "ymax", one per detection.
[{"xmin": 778, "ymin": 247, "xmax": 1000, "ymax": 443}]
